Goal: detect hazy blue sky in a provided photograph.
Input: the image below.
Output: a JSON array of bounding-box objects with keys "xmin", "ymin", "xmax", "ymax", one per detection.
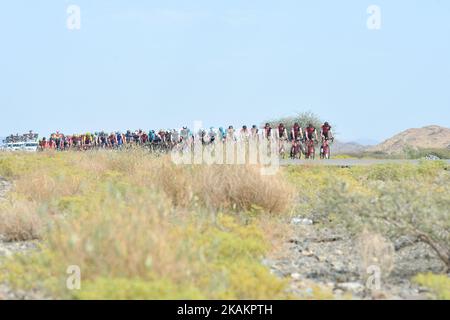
[{"xmin": 1, "ymin": 0, "xmax": 449, "ymax": 143}]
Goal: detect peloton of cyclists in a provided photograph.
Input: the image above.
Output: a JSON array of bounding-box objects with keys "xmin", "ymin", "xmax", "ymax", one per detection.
[{"xmin": 36, "ymin": 121, "xmax": 334, "ymax": 158}]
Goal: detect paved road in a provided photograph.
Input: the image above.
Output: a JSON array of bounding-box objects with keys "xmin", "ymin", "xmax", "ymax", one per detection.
[{"xmin": 280, "ymin": 159, "xmax": 450, "ymax": 166}]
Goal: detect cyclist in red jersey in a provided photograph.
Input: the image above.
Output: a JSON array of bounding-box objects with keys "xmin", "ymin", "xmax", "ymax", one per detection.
[
  {"xmin": 277, "ymin": 123, "xmax": 288, "ymax": 140},
  {"xmin": 320, "ymin": 122, "xmax": 333, "ymax": 159},
  {"xmin": 277, "ymin": 123, "xmax": 288, "ymax": 157},
  {"xmin": 305, "ymin": 123, "xmax": 318, "ymax": 141},
  {"xmin": 320, "ymin": 122, "xmax": 333, "ymax": 141},
  {"xmin": 263, "ymin": 123, "xmax": 272, "ymax": 139},
  {"xmin": 291, "ymin": 122, "xmax": 303, "ymax": 141},
  {"xmin": 39, "ymin": 137, "xmax": 47, "ymax": 150}
]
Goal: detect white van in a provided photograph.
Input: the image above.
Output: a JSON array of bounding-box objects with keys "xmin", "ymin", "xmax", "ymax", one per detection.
[
  {"xmin": 5, "ymin": 142, "xmax": 25, "ymax": 151},
  {"xmin": 2, "ymin": 141, "xmax": 38, "ymax": 152},
  {"xmin": 24, "ymin": 142, "xmax": 39, "ymax": 152},
  {"xmin": 2, "ymin": 132, "xmax": 39, "ymax": 152}
]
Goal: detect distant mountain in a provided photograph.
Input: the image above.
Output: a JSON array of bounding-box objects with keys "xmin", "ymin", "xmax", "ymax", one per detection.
[
  {"xmin": 368, "ymin": 125, "xmax": 450, "ymax": 154},
  {"xmin": 332, "ymin": 140, "xmax": 368, "ymax": 155},
  {"xmin": 352, "ymin": 138, "xmax": 379, "ymax": 146}
]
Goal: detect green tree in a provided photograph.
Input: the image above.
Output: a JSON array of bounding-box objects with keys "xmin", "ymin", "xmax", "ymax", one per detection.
[{"xmin": 264, "ymin": 111, "xmax": 323, "ymax": 131}]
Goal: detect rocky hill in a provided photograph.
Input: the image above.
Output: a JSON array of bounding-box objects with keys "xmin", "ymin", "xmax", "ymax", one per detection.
[{"xmin": 368, "ymin": 125, "xmax": 450, "ymax": 154}]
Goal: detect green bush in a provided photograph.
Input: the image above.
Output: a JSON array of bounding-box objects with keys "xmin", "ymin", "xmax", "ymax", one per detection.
[
  {"xmin": 413, "ymin": 273, "xmax": 450, "ymax": 299},
  {"xmin": 286, "ymin": 163, "xmax": 450, "ymax": 271}
]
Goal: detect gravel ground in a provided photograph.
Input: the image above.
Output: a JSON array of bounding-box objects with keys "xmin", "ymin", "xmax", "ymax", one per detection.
[{"xmin": 265, "ymin": 222, "xmax": 447, "ymax": 299}]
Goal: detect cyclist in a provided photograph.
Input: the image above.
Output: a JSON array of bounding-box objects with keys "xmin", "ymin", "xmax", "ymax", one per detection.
[
  {"xmin": 208, "ymin": 127, "xmax": 217, "ymax": 144},
  {"xmin": 290, "ymin": 122, "xmax": 303, "ymax": 158},
  {"xmin": 263, "ymin": 123, "xmax": 272, "ymax": 139},
  {"xmin": 39, "ymin": 137, "xmax": 48, "ymax": 150},
  {"xmin": 277, "ymin": 123, "xmax": 288, "ymax": 157},
  {"xmin": 180, "ymin": 126, "xmax": 190, "ymax": 142},
  {"xmin": 218, "ymin": 127, "xmax": 226, "ymax": 142},
  {"xmin": 239, "ymin": 125, "xmax": 250, "ymax": 142},
  {"xmin": 320, "ymin": 122, "xmax": 333, "ymax": 158},
  {"xmin": 277, "ymin": 123, "xmax": 288, "ymax": 140},
  {"xmin": 108, "ymin": 132, "xmax": 117, "ymax": 148},
  {"xmin": 116, "ymin": 132, "xmax": 124, "ymax": 147},
  {"xmin": 304, "ymin": 124, "xmax": 318, "ymax": 159},
  {"xmin": 227, "ymin": 125, "xmax": 236, "ymax": 141},
  {"xmin": 172, "ymin": 129, "xmax": 180, "ymax": 145},
  {"xmin": 200, "ymin": 129, "xmax": 209, "ymax": 145},
  {"xmin": 148, "ymin": 130, "xmax": 156, "ymax": 143},
  {"xmin": 158, "ymin": 129, "xmax": 166, "ymax": 143},
  {"xmin": 133, "ymin": 130, "xmax": 141, "ymax": 145},
  {"xmin": 125, "ymin": 130, "xmax": 133, "ymax": 144},
  {"xmin": 305, "ymin": 123, "xmax": 318, "ymax": 142},
  {"xmin": 320, "ymin": 122, "xmax": 333, "ymax": 142},
  {"xmin": 291, "ymin": 122, "xmax": 303, "ymax": 141},
  {"xmin": 250, "ymin": 125, "xmax": 259, "ymax": 140},
  {"xmin": 100, "ymin": 132, "xmax": 107, "ymax": 148}
]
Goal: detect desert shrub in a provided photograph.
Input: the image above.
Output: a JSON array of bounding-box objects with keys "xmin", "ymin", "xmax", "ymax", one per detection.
[
  {"xmin": 405, "ymin": 147, "xmax": 450, "ymax": 160},
  {"xmin": 350, "ymin": 161, "xmax": 446, "ymax": 182},
  {"xmin": 0, "ymin": 151, "xmax": 293, "ymax": 299},
  {"xmin": 333, "ymin": 154, "xmax": 355, "ymax": 159},
  {"xmin": 98, "ymin": 152, "xmax": 294, "ymax": 214},
  {"xmin": 0, "ymin": 154, "xmax": 36, "ymax": 178},
  {"xmin": 284, "ymin": 165, "xmax": 373, "ymax": 219},
  {"xmin": 89, "ymin": 152, "xmax": 293, "ymax": 214},
  {"xmin": 285, "ymin": 163, "xmax": 450, "ymax": 271},
  {"xmin": 0, "ymin": 199, "xmax": 42, "ymax": 241},
  {"xmin": 192, "ymin": 165, "xmax": 294, "ymax": 214},
  {"xmin": 0, "ymin": 150, "xmax": 294, "ymax": 217},
  {"xmin": 413, "ymin": 273, "xmax": 450, "ymax": 299},
  {"xmin": 1, "ymin": 203, "xmax": 289, "ymax": 299},
  {"xmin": 320, "ymin": 174, "xmax": 450, "ymax": 271},
  {"xmin": 365, "ymin": 164, "xmax": 417, "ymax": 181},
  {"xmin": 0, "ymin": 151, "xmax": 291, "ymax": 299},
  {"xmin": 265, "ymin": 111, "xmax": 323, "ymax": 132}
]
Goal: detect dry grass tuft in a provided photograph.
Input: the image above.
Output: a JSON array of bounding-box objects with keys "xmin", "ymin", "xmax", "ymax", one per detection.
[
  {"xmin": 0, "ymin": 200, "xmax": 42, "ymax": 241},
  {"xmin": 192, "ymin": 164, "xmax": 294, "ymax": 214}
]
